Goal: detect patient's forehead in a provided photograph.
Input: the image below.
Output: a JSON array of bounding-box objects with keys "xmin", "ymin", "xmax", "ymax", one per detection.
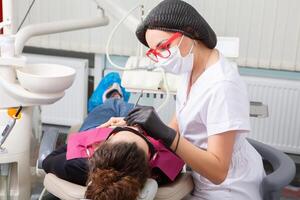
[{"xmin": 107, "ymin": 130, "xmax": 149, "ymax": 155}]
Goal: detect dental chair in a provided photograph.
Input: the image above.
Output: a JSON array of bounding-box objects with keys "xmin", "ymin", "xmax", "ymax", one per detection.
[
  {"xmin": 43, "ymin": 172, "xmax": 194, "ymax": 200},
  {"xmin": 39, "ymin": 124, "xmax": 195, "ymax": 200},
  {"xmin": 40, "ymin": 127, "xmax": 295, "ymax": 200},
  {"xmin": 247, "ymin": 138, "xmax": 296, "ymax": 200}
]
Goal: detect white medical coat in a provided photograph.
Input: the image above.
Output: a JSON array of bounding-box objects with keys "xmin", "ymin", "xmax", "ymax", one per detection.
[{"xmin": 177, "ymin": 53, "xmax": 266, "ymax": 200}]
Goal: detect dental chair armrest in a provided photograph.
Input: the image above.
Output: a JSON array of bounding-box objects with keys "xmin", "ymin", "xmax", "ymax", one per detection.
[
  {"xmin": 262, "ymin": 153, "xmax": 295, "ymax": 193},
  {"xmin": 44, "ymin": 173, "xmax": 86, "ymax": 200},
  {"xmin": 247, "ymin": 138, "xmax": 296, "ymax": 193},
  {"xmin": 37, "ymin": 127, "xmax": 60, "ymax": 172},
  {"xmin": 37, "ymin": 124, "xmax": 81, "ymax": 175}
]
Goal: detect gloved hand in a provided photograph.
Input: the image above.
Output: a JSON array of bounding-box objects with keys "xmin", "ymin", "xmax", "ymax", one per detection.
[{"xmin": 124, "ymin": 106, "xmax": 176, "ymax": 147}]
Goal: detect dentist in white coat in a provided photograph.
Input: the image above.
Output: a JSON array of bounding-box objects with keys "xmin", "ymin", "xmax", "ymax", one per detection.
[{"xmin": 104, "ymin": 0, "xmax": 266, "ymax": 199}]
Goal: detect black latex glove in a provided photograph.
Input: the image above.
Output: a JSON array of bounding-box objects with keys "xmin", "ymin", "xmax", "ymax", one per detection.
[{"xmin": 124, "ymin": 106, "xmax": 176, "ymax": 147}]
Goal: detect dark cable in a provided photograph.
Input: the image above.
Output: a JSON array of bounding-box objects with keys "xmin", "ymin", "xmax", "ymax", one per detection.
[
  {"xmin": 15, "ymin": 106, "xmax": 23, "ymax": 117},
  {"xmin": 17, "ymin": 0, "xmax": 37, "ymax": 32}
]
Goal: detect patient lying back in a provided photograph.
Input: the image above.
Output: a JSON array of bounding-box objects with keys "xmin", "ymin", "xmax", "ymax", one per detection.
[{"xmin": 42, "ymin": 126, "xmax": 184, "ymax": 200}]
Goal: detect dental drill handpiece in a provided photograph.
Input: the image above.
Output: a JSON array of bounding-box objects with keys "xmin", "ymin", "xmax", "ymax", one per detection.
[
  {"xmin": 0, "ymin": 106, "xmax": 22, "ymax": 148},
  {"xmin": 134, "ymin": 91, "xmax": 143, "ymax": 108}
]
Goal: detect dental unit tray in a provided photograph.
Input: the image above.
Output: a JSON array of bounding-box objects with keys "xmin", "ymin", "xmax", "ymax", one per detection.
[{"xmin": 121, "ymin": 69, "xmax": 179, "ymax": 94}]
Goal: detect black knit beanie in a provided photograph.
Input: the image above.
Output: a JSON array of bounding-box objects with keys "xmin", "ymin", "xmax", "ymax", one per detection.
[{"xmin": 136, "ymin": 0, "xmax": 217, "ymax": 49}]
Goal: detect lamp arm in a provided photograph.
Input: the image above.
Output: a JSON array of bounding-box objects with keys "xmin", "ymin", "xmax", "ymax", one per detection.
[{"xmin": 14, "ymin": 16, "xmax": 109, "ymax": 56}]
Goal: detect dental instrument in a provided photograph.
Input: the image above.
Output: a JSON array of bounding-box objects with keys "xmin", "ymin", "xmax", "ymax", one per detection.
[
  {"xmin": 134, "ymin": 91, "xmax": 143, "ymax": 108},
  {"xmin": 0, "ymin": 106, "xmax": 22, "ymax": 149}
]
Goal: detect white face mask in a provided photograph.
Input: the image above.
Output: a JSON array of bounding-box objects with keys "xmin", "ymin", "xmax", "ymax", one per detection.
[{"xmin": 155, "ymin": 36, "xmax": 194, "ymax": 75}]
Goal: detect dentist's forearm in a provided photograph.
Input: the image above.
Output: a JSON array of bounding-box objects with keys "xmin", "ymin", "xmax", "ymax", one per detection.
[
  {"xmin": 168, "ymin": 114, "xmax": 179, "ymax": 132},
  {"xmin": 171, "ymin": 133, "xmax": 233, "ymax": 185}
]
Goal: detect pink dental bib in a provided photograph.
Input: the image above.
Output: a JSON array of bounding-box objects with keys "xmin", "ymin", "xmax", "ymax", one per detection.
[{"xmin": 66, "ymin": 127, "xmax": 184, "ymax": 181}]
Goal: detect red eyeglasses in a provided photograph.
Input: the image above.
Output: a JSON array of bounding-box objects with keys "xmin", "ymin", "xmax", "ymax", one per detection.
[{"xmin": 146, "ymin": 32, "xmax": 182, "ymax": 62}]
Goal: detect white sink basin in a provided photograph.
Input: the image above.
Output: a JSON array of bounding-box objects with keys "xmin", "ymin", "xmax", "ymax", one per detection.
[{"xmin": 16, "ymin": 63, "xmax": 76, "ymax": 94}]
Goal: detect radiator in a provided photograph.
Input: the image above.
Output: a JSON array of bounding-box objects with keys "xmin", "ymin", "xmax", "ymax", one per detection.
[
  {"xmin": 243, "ymin": 76, "xmax": 300, "ymax": 154},
  {"xmin": 25, "ymin": 54, "xmax": 89, "ymax": 126}
]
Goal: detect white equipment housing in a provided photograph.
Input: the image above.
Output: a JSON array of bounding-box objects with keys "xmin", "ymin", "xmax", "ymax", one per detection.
[{"xmin": 0, "ymin": 0, "xmax": 109, "ymax": 199}]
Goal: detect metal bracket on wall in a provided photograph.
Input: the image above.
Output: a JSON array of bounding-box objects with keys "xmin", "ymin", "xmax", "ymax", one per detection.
[{"xmin": 250, "ymin": 101, "xmax": 269, "ymax": 118}]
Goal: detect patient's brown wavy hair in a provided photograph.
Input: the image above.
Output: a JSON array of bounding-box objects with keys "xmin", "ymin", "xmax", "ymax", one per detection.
[{"xmin": 85, "ymin": 142, "xmax": 150, "ymax": 200}]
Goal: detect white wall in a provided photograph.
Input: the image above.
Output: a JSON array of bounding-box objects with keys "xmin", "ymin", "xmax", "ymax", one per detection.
[
  {"xmin": 13, "ymin": 0, "xmax": 300, "ymax": 71},
  {"xmin": 24, "ymin": 53, "xmax": 89, "ymax": 126}
]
